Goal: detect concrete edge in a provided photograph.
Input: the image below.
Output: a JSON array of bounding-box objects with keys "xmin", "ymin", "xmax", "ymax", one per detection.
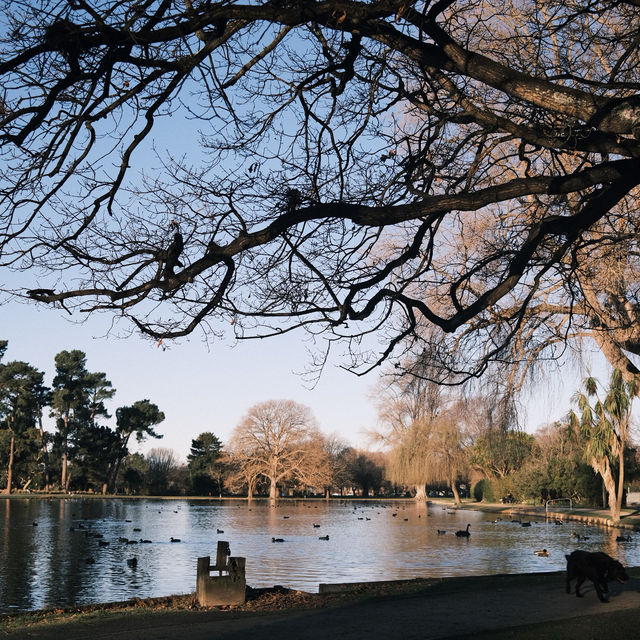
[{"xmin": 318, "ymin": 566, "xmax": 640, "ymax": 595}]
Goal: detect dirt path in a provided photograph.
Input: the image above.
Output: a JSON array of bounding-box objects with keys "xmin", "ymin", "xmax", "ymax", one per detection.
[{"xmin": 3, "ymin": 571, "xmax": 639, "ymax": 640}]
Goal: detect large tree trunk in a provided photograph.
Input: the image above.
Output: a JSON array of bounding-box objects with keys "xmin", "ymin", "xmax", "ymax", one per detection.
[
  {"xmin": 616, "ymin": 448, "xmax": 625, "ymax": 516},
  {"xmin": 109, "ymin": 438, "xmax": 130, "ymax": 494},
  {"xmin": 414, "ymin": 484, "xmax": 427, "ymax": 502},
  {"xmin": 61, "ymin": 449, "xmax": 68, "ymax": 491},
  {"xmin": 451, "ymin": 479, "xmax": 461, "ymax": 506},
  {"xmin": 107, "ymin": 453, "xmax": 125, "ymax": 494},
  {"xmin": 593, "ymin": 457, "xmax": 620, "ymax": 523},
  {"xmin": 37, "ymin": 405, "xmax": 50, "ymax": 489},
  {"xmin": 3, "ymin": 433, "xmax": 15, "ymax": 494},
  {"xmin": 61, "ymin": 415, "xmax": 69, "ymax": 491},
  {"xmin": 269, "ymin": 477, "xmax": 278, "ymax": 506}
]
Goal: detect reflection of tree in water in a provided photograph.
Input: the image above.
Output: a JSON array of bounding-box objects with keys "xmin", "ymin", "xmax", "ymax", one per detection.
[{"xmin": 0, "ymin": 500, "xmax": 37, "ymax": 610}]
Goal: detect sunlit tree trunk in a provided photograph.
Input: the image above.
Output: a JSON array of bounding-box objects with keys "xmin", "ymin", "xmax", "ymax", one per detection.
[
  {"xmin": 414, "ymin": 484, "xmax": 427, "ymax": 502},
  {"xmin": 617, "ymin": 448, "xmax": 625, "ymax": 516},
  {"xmin": 593, "ymin": 457, "xmax": 619, "ymax": 523},
  {"xmin": 269, "ymin": 478, "xmax": 278, "ymax": 506},
  {"xmin": 36, "ymin": 403, "xmax": 50, "ymax": 490},
  {"xmin": 60, "ymin": 414, "xmax": 69, "ymax": 491},
  {"xmin": 450, "ymin": 480, "xmax": 461, "ymax": 506},
  {"xmin": 4, "ymin": 432, "xmax": 15, "ymax": 494}
]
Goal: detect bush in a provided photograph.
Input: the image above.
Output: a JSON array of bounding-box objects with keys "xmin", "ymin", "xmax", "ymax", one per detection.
[
  {"xmin": 471, "ymin": 478, "xmax": 505, "ymax": 502},
  {"xmin": 472, "ymin": 480, "xmax": 486, "ymax": 502}
]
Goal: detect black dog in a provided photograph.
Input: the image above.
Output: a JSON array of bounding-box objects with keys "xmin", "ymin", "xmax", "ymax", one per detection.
[{"xmin": 565, "ymin": 550, "xmax": 629, "ymax": 602}]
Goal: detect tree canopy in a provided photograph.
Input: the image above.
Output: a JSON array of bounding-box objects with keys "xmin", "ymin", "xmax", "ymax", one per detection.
[
  {"xmin": 2, "ymin": 1, "xmax": 640, "ymax": 378},
  {"xmin": 0, "ymin": 341, "xmax": 165, "ymax": 493},
  {"xmin": 187, "ymin": 431, "xmax": 225, "ymax": 494},
  {"xmin": 230, "ymin": 399, "xmax": 328, "ymax": 502},
  {"xmin": 0, "ymin": 359, "xmax": 46, "ymax": 492}
]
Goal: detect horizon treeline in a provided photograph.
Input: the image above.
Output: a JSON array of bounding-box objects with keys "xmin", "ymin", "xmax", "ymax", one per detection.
[{"xmin": 2, "ymin": 340, "xmax": 640, "ymax": 514}]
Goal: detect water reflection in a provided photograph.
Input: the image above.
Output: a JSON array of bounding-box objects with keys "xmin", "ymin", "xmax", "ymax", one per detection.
[{"xmin": 1, "ymin": 498, "xmax": 638, "ymax": 613}]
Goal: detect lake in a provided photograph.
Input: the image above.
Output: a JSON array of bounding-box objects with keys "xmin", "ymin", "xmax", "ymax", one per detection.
[{"xmin": 1, "ymin": 497, "xmax": 638, "ymax": 613}]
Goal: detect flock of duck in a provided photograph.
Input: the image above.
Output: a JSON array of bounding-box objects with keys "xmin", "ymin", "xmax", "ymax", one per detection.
[
  {"xmin": 63, "ymin": 521, "xmax": 186, "ymax": 569},
  {"xmin": 33, "ymin": 502, "xmax": 636, "ymax": 569},
  {"xmin": 272, "ymin": 516, "xmax": 336, "ymax": 542},
  {"xmin": 28, "ymin": 507, "xmax": 197, "ymax": 570},
  {"xmin": 344, "ymin": 504, "xmax": 636, "ymax": 559}
]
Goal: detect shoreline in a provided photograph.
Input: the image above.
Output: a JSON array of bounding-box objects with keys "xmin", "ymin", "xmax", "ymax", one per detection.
[
  {"xmin": 8, "ymin": 492, "xmax": 638, "ymax": 532},
  {"xmin": 5, "ymin": 492, "xmax": 640, "ymax": 514},
  {"xmin": 5, "ymin": 491, "xmax": 640, "ymax": 531},
  {"xmin": 454, "ymin": 501, "xmax": 640, "ymax": 531}
]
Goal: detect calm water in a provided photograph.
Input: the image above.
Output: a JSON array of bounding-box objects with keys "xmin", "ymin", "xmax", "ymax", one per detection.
[{"xmin": 1, "ymin": 498, "xmax": 638, "ymax": 613}]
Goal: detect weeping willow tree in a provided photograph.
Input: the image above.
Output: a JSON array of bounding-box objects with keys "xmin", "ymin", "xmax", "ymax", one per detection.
[
  {"xmin": 387, "ymin": 408, "xmax": 468, "ymax": 505},
  {"xmin": 428, "ymin": 411, "xmax": 469, "ymax": 505},
  {"xmin": 569, "ymin": 369, "xmax": 638, "ymax": 523},
  {"xmin": 387, "ymin": 419, "xmax": 434, "ymax": 502},
  {"xmin": 375, "ymin": 350, "xmax": 447, "ymax": 502}
]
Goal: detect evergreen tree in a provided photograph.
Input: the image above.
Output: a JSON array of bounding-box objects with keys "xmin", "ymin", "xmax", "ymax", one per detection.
[
  {"xmin": 108, "ymin": 400, "xmax": 164, "ymax": 493},
  {"xmin": 0, "ymin": 360, "xmax": 46, "ymax": 493},
  {"xmin": 50, "ymin": 350, "xmax": 120, "ymax": 491},
  {"xmin": 187, "ymin": 432, "xmax": 224, "ymax": 495},
  {"xmin": 50, "ymin": 350, "xmax": 91, "ymax": 490}
]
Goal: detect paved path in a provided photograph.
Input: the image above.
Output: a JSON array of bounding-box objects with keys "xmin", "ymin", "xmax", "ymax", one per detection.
[{"xmin": 3, "ymin": 572, "xmax": 640, "ymax": 640}]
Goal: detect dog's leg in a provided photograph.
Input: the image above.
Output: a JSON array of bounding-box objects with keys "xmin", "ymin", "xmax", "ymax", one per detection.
[
  {"xmin": 594, "ymin": 581, "xmax": 609, "ymax": 603},
  {"xmin": 575, "ymin": 576, "xmax": 585, "ymax": 597}
]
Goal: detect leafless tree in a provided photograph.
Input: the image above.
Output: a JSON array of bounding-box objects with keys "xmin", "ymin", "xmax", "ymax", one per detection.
[
  {"xmin": 384, "ymin": 401, "xmax": 470, "ymax": 503},
  {"xmin": 225, "ymin": 451, "xmax": 263, "ymax": 500},
  {"xmin": 322, "ymin": 434, "xmax": 354, "ymax": 498},
  {"xmin": 146, "ymin": 447, "xmax": 179, "ymax": 495},
  {"xmin": 229, "ymin": 399, "xmax": 329, "ymax": 503},
  {"xmin": 2, "ymin": 1, "xmax": 640, "ymax": 381}
]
